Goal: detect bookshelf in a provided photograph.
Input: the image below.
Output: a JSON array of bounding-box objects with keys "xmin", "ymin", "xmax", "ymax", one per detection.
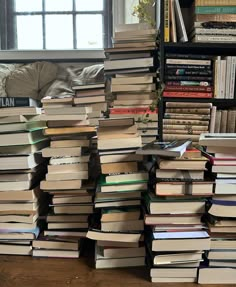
[{"xmin": 158, "ymin": 0, "xmax": 236, "ymax": 141}]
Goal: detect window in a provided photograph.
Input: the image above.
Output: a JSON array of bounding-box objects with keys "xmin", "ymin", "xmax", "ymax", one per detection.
[{"xmin": 0, "ymin": 0, "xmax": 112, "ymax": 50}]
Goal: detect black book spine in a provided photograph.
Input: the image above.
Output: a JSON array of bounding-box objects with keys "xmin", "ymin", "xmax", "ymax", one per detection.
[
  {"xmin": 165, "ymin": 69, "xmax": 212, "ymax": 76},
  {"xmin": 165, "ymin": 53, "xmax": 213, "ymax": 60},
  {"xmin": 165, "ymin": 75, "xmax": 213, "ymax": 81},
  {"xmin": 0, "ymin": 97, "xmax": 32, "ymax": 108},
  {"xmin": 166, "ymin": 64, "xmax": 212, "ymax": 70}
]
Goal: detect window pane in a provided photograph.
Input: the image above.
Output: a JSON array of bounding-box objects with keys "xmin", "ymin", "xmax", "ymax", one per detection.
[
  {"xmin": 75, "ymin": 0, "xmax": 103, "ymax": 11},
  {"xmin": 76, "ymin": 15, "xmax": 103, "ymax": 49},
  {"xmin": 45, "ymin": 15, "xmax": 73, "ymax": 49},
  {"xmin": 16, "ymin": 16, "xmax": 43, "ymax": 49},
  {"xmin": 45, "ymin": 0, "xmax": 72, "ymax": 11},
  {"xmin": 15, "ymin": 0, "xmax": 42, "ymax": 12}
]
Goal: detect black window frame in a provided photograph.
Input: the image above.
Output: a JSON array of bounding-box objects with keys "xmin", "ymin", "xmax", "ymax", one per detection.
[{"xmin": 0, "ymin": 0, "xmax": 112, "ymax": 50}]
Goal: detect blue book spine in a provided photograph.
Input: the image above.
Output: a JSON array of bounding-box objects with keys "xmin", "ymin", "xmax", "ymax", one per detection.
[{"xmin": 195, "ymin": 6, "xmax": 236, "ymax": 14}]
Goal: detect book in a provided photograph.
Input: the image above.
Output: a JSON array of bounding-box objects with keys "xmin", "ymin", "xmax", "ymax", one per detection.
[
  {"xmin": 99, "ymin": 118, "xmax": 134, "ymax": 127},
  {"xmin": 0, "ymin": 107, "xmax": 41, "ymax": 116},
  {"xmin": 44, "ymin": 127, "xmax": 96, "ymax": 136},
  {"xmin": 199, "ymin": 133, "xmax": 236, "ymax": 147},
  {"xmin": 0, "ymin": 153, "xmax": 44, "ymax": 170},
  {"xmin": 104, "ymin": 57, "xmax": 153, "ymax": 71},
  {"xmin": 0, "ymin": 121, "xmax": 47, "ymax": 133},
  {"xmin": 44, "ymin": 106, "xmax": 92, "ymax": 115},
  {"xmin": 198, "ymin": 268, "xmax": 236, "ymax": 284},
  {"xmin": 195, "ymin": 0, "xmax": 236, "ymax": 5},
  {"xmin": 71, "ymin": 83, "xmax": 105, "ymax": 91},
  {"xmin": 152, "ymin": 231, "xmax": 210, "ymax": 252},
  {"xmin": 170, "ymin": 0, "xmax": 177, "ymax": 42},
  {"xmin": 195, "ymin": 6, "xmax": 236, "ymax": 14},
  {"xmin": 164, "ymin": 0, "xmax": 170, "ymax": 42},
  {"xmin": 0, "ymin": 140, "xmax": 49, "ymax": 155},
  {"xmin": 32, "ymin": 249, "xmax": 79, "ymax": 258},
  {"xmin": 156, "ymin": 169, "xmax": 204, "ymax": 180},
  {"xmin": 0, "ymin": 97, "xmax": 39, "ymax": 108},
  {"xmin": 0, "ymin": 129, "xmax": 45, "ymax": 146},
  {"xmin": 136, "ymin": 139, "xmax": 192, "ymax": 157},
  {"xmin": 157, "ymin": 157, "xmax": 207, "ymax": 170},
  {"xmin": 155, "ymin": 182, "xmax": 213, "ymax": 196},
  {"xmin": 163, "ymin": 91, "xmax": 212, "ymax": 98},
  {"xmin": 174, "ymin": 0, "xmax": 188, "ymax": 42}
]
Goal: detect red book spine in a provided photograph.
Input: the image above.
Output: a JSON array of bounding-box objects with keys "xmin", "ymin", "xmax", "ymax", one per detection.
[
  {"xmin": 165, "ymin": 85, "xmax": 213, "ymax": 92},
  {"xmin": 163, "ymin": 91, "xmax": 213, "ymax": 98}
]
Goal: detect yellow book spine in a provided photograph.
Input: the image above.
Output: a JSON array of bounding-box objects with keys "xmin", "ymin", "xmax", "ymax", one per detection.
[{"xmin": 164, "ymin": 0, "xmax": 170, "ymax": 42}]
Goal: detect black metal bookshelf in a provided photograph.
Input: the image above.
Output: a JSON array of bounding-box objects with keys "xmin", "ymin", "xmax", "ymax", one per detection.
[{"xmin": 158, "ymin": 0, "xmax": 236, "ymax": 141}]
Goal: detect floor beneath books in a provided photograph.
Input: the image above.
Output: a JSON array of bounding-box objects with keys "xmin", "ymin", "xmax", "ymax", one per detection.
[{"xmin": 0, "ymin": 240, "xmax": 221, "ymax": 287}]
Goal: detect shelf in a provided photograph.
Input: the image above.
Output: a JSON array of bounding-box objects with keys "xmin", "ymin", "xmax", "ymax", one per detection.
[{"xmin": 163, "ymin": 42, "xmax": 236, "ymax": 54}]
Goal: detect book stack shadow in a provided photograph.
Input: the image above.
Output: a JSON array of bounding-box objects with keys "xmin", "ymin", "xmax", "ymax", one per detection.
[
  {"xmin": 137, "ymin": 139, "xmax": 213, "ymax": 283},
  {"xmin": 198, "ymin": 133, "xmax": 236, "ymax": 284},
  {"xmin": 72, "ymin": 81, "xmax": 107, "ymax": 127},
  {"xmin": 104, "ymin": 22, "xmax": 159, "ymax": 145},
  {"xmin": 0, "ymin": 104, "xmax": 49, "ymax": 256},
  {"xmin": 163, "ymin": 101, "xmax": 212, "ymax": 144},
  {"xmin": 34, "ymin": 95, "xmax": 96, "ymax": 259},
  {"xmin": 87, "ymin": 118, "xmax": 148, "ymax": 269}
]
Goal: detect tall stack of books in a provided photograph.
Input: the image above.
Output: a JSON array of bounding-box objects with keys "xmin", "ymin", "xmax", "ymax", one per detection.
[
  {"xmin": 163, "ymin": 102, "xmax": 212, "ymax": 144},
  {"xmin": 190, "ymin": 0, "xmax": 236, "ymax": 43},
  {"xmin": 0, "ymin": 98, "xmax": 49, "ymax": 256},
  {"xmin": 104, "ymin": 23, "xmax": 159, "ymax": 145},
  {"xmin": 35, "ymin": 95, "xmax": 96, "ymax": 258},
  {"xmin": 163, "ymin": 54, "xmax": 214, "ymax": 99},
  {"xmin": 137, "ymin": 139, "xmax": 212, "ymax": 283},
  {"xmin": 72, "ymin": 83, "xmax": 107, "ymax": 127},
  {"xmin": 87, "ymin": 118, "xmax": 148, "ymax": 269},
  {"xmin": 198, "ymin": 133, "xmax": 236, "ymax": 284}
]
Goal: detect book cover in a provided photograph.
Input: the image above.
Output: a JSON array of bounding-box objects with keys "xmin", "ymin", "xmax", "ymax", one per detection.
[{"xmin": 0, "ymin": 97, "xmax": 39, "ymax": 108}]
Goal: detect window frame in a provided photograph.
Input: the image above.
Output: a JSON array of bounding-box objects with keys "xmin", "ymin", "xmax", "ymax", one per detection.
[{"xmin": 0, "ymin": 0, "xmax": 112, "ymax": 50}]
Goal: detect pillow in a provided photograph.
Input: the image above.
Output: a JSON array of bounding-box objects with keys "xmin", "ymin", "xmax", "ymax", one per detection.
[
  {"xmin": 0, "ymin": 64, "xmax": 23, "ymax": 97},
  {"xmin": 6, "ymin": 61, "xmax": 58, "ymax": 100}
]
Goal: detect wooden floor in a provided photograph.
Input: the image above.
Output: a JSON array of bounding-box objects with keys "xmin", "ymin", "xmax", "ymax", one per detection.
[{"xmin": 0, "ymin": 241, "xmax": 224, "ymax": 287}]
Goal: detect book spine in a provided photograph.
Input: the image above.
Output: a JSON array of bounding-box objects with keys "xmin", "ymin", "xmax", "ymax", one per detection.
[
  {"xmin": 229, "ymin": 56, "xmax": 236, "ymax": 99},
  {"xmin": 165, "ymin": 113, "xmax": 210, "ymax": 120},
  {"xmin": 195, "ymin": 0, "xmax": 236, "ymax": 5},
  {"xmin": 220, "ymin": 110, "xmax": 228, "ymax": 133},
  {"xmin": 209, "ymin": 106, "xmax": 217, "ymax": 133},
  {"xmin": 195, "ymin": 14, "xmax": 236, "ymax": 21},
  {"xmin": 166, "ymin": 102, "xmax": 212, "ymax": 108},
  {"xmin": 0, "ymin": 97, "xmax": 32, "ymax": 108},
  {"xmin": 163, "ymin": 125, "xmax": 208, "ymax": 132},
  {"xmin": 165, "ymin": 75, "xmax": 213, "ymax": 81},
  {"xmin": 164, "ymin": 0, "xmax": 170, "ymax": 42},
  {"xmin": 165, "ymin": 53, "xmax": 212, "ymax": 60},
  {"xmin": 163, "ymin": 129, "xmax": 204, "ymax": 135},
  {"xmin": 163, "ymin": 124, "xmax": 208, "ymax": 131},
  {"xmin": 166, "ymin": 69, "xmax": 212, "ymax": 76},
  {"xmin": 166, "ymin": 64, "xmax": 211, "ymax": 70},
  {"xmin": 163, "ymin": 119, "xmax": 209, "ymax": 126},
  {"xmin": 166, "ymin": 59, "xmax": 211, "ymax": 65},
  {"xmin": 164, "ymin": 85, "xmax": 213, "ymax": 92},
  {"xmin": 214, "ymin": 110, "xmax": 222, "ymax": 133},
  {"xmin": 220, "ymin": 59, "xmax": 226, "ymax": 98},
  {"xmin": 110, "ymin": 108, "xmax": 157, "ymax": 114},
  {"xmin": 225, "ymin": 56, "xmax": 232, "ymax": 99},
  {"xmin": 163, "ymin": 134, "xmax": 201, "ymax": 141},
  {"xmin": 195, "ymin": 6, "xmax": 236, "ymax": 14},
  {"xmin": 165, "ymin": 108, "xmax": 211, "ymax": 114},
  {"xmin": 163, "ymin": 91, "xmax": 213, "ymax": 98},
  {"xmin": 166, "ymin": 81, "xmax": 211, "ymax": 86},
  {"xmin": 194, "ymin": 28, "xmax": 236, "ymax": 35},
  {"xmin": 193, "ymin": 35, "xmax": 236, "ymax": 42}
]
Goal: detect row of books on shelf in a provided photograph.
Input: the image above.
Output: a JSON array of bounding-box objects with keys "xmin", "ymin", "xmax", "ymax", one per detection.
[
  {"xmin": 163, "ymin": 54, "xmax": 236, "ymax": 99},
  {"xmin": 164, "ymin": 0, "xmax": 236, "ymax": 43}
]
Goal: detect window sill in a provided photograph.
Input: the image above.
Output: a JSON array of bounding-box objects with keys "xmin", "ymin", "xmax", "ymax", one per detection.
[{"xmin": 0, "ymin": 49, "xmax": 105, "ymax": 62}]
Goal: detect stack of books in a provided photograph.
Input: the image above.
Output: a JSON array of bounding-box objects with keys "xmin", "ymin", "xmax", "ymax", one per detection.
[
  {"xmin": 104, "ymin": 23, "xmax": 159, "ymax": 145},
  {"xmin": 163, "ymin": 102, "xmax": 212, "ymax": 144},
  {"xmin": 138, "ymin": 139, "xmax": 212, "ymax": 283},
  {"xmin": 190, "ymin": 1, "xmax": 236, "ymax": 43},
  {"xmin": 72, "ymin": 83, "xmax": 107, "ymax": 127},
  {"xmin": 0, "ymin": 99, "xmax": 49, "ymax": 255},
  {"xmin": 198, "ymin": 133, "xmax": 236, "ymax": 284},
  {"xmin": 163, "ymin": 54, "xmax": 214, "ymax": 99},
  {"xmin": 35, "ymin": 96, "xmax": 96, "ymax": 258},
  {"xmin": 87, "ymin": 118, "xmax": 148, "ymax": 269}
]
